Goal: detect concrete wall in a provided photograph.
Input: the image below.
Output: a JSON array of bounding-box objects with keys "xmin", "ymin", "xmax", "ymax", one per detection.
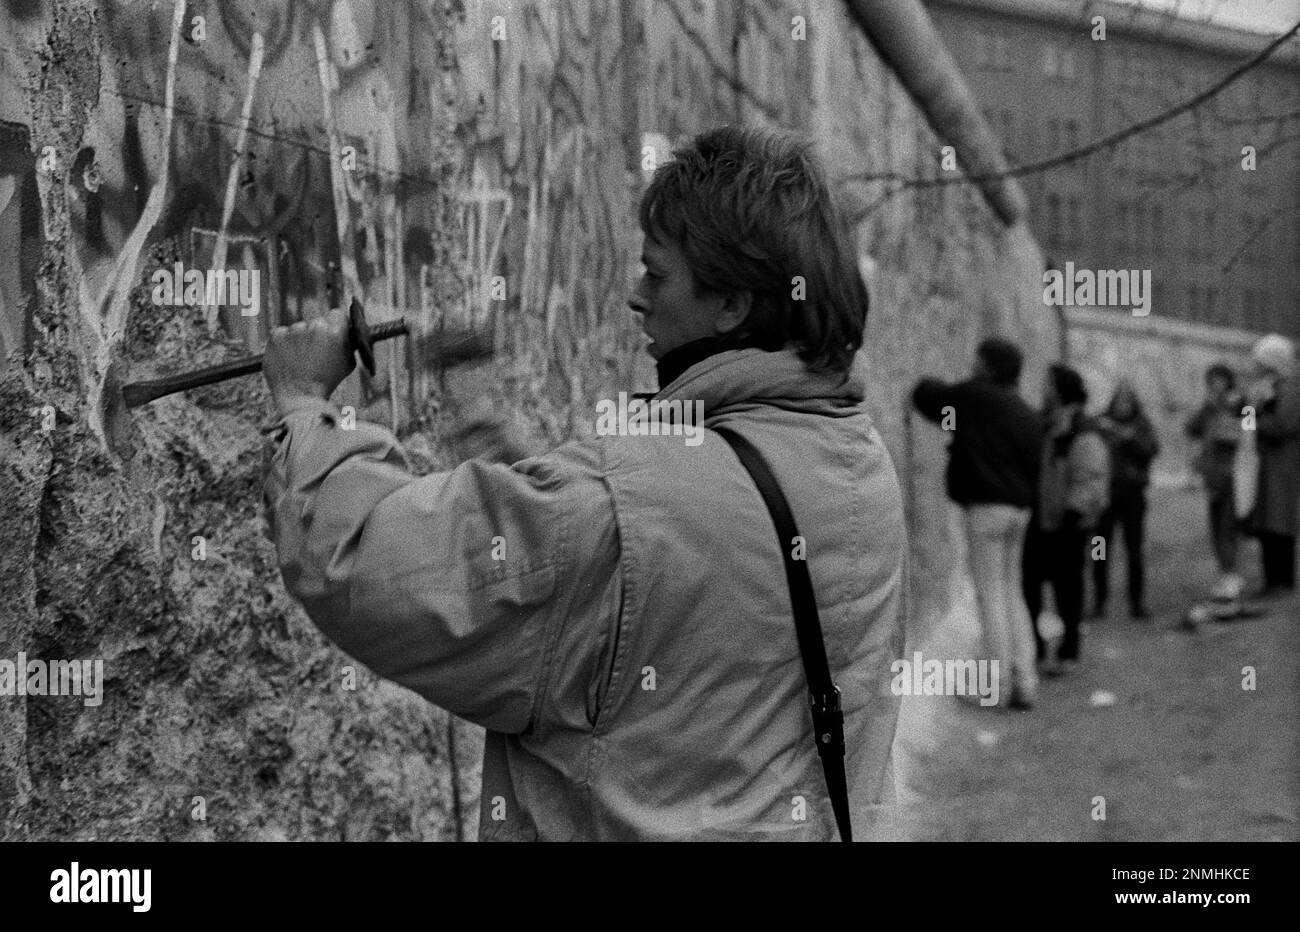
[
  {"xmin": 0, "ymin": 0, "xmax": 1053, "ymax": 839},
  {"xmin": 1066, "ymin": 306, "xmax": 1260, "ymax": 486}
]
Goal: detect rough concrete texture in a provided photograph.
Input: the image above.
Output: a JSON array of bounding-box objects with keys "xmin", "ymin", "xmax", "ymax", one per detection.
[
  {"xmin": 1, "ymin": 0, "xmax": 1054, "ymax": 840},
  {"xmin": 1066, "ymin": 307, "xmax": 1260, "ymax": 486}
]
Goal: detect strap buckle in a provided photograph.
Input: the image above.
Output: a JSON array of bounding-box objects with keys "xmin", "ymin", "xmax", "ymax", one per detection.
[{"xmin": 810, "ymin": 685, "xmax": 845, "ymax": 758}]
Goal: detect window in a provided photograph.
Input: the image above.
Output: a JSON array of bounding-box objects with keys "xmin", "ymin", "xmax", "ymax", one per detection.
[
  {"xmin": 985, "ymin": 108, "xmax": 1016, "ymax": 155},
  {"xmin": 1000, "ymin": 111, "xmax": 1015, "ymax": 153},
  {"xmin": 1242, "ymin": 213, "xmax": 1270, "ymax": 267},
  {"xmin": 978, "ymin": 32, "xmax": 1013, "ymax": 71},
  {"xmin": 1120, "ymin": 49, "xmax": 1153, "ymax": 87},
  {"xmin": 1188, "ymin": 207, "xmax": 1217, "ymax": 257},
  {"xmin": 1113, "ymin": 201, "xmax": 1130, "ymax": 250},
  {"xmin": 1066, "ymin": 196, "xmax": 1083, "ymax": 246},
  {"xmin": 1043, "ymin": 42, "xmax": 1078, "ymax": 80},
  {"xmin": 993, "ymin": 35, "xmax": 1013, "ymax": 71},
  {"xmin": 1118, "ymin": 200, "xmax": 1159, "ymax": 252},
  {"xmin": 1064, "ymin": 119, "xmax": 1079, "ymax": 152},
  {"xmin": 669, "ymin": 39, "xmax": 680, "ymax": 99},
  {"xmin": 1243, "ymin": 290, "xmax": 1270, "ymax": 326},
  {"xmin": 1060, "ymin": 47, "xmax": 1077, "ymax": 80},
  {"xmin": 1046, "ymin": 192, "xmax": 1063, "ymax": 248},
  {"xmin": 1187, "ymin": 285, "xmax": 1219, "ymax": 321}
]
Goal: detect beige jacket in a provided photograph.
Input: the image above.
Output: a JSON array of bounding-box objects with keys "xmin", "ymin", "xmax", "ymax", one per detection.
[
  {"xmin": 264, "ymin": 348, "xmax": 907, "ymax": 840},
  {"xmin": 1039, "ymin": 405, "xmax": 1111, "ymax": 531}
]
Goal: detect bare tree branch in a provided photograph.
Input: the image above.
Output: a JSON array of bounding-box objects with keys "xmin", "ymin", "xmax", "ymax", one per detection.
[{"xmin": 839, "ymin": 19, "xmax": 1300, "ymax": 191}]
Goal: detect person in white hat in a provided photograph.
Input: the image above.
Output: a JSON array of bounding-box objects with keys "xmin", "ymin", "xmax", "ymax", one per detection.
[{"xmin": 1244, "ymin": 334, "xmax": 1300, "ymax": 595}]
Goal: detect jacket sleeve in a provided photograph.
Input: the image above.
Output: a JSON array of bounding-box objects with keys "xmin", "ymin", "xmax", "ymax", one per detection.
[
  {"xmin": 1066, "ymin": 430, "xmax": 1111, "ymax": 522},
  {"xmin": 262, "ymin": 399, "xmax": 617, "ymax": 734},
  {"xmin": 1185, "ymin": 404, "xmax": 1208, "ymax": 439},
  {"xmin": 911, "ymin": 379, "xmax": 958, "ymax": 424}
]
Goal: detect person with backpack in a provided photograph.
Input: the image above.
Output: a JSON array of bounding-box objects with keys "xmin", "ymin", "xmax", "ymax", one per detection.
[{"xmin": 1022, "ymin": 364, "xmax": 1110, "ymax": 672}]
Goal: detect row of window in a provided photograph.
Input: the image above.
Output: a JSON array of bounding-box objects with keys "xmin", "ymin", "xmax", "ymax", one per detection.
[
  {"xmin": 960, "ymin": 23, "xmax": 1294, "ymax": 122},
  {"xmin": 1046, "ymin": 197, "xmax": 1278, "ymax": 263},
  {"xmin": 980, "ymin": 111, "xmax": 1279, "ymax": 188},
  {"xmin": 965, "ymin": 30, "xmax": 1249, "ymax": 91},
  {"xmin": 983, "ymin": 112, "xmax": 1170, "ymax": 164},
  {"xmin": 982, "ymin": 109, "xmax": 1083, "ymax": 158},
  {"xmin": 1043, "ymin": 193, "xmax": 1084, "ymax": 248},
  {"xmin": 1111, "ymin": 200, "xmax": 1166, "ymax": 251},
  {"xmin": 973, "ymin": 33, "xmax": 1079, "ymax": 80}
]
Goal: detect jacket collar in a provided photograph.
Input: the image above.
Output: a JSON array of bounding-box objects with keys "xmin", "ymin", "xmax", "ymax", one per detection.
[
  {"xmin": 655, "ymin": 344, "xmax": 867, "ymax": 419},
  {"xmin": 654, "ymin": 337, "xmax": 735, "ymax": 391}
]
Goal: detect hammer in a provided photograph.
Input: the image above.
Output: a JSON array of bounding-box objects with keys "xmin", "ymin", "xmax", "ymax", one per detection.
[{"xmin": 121, "ymin": 299, "xmax": 489, "ymax": 408}]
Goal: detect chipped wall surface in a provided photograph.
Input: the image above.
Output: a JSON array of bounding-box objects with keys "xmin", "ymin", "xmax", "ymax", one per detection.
[{"xmin": 0, "ymin": 0, "xmax": 1053, "ymax": 840}]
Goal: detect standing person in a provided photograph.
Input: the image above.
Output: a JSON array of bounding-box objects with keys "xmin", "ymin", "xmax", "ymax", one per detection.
[
  {"xmin": 1185, "ymin": 363, "xmax": 1245, "ymax": 600},
  {"xmin": 1092, "ymin": 380, "xmax": 1160, "ymax": 619},
  {"xmin": 912, "ymin": 338, "xmax": 1044, "ymax": 709},
  {"xmin": 1245, "ymin": 334, "xmax": 1300, "ymax": 596},
  {"xmin": 261, "ymin": 126, "xmax": 907, "ymax": 841},
  {"xmin": 1022, "ymin": 364, "xmax": 1110, "ymax": 671}
]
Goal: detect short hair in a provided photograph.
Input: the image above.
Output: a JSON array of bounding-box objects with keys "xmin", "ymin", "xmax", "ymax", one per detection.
[
  {"xmin": 1049, "ymin": 363, "xmax": 1088, "ymax": 406},
  {"xmin": 976, "ymin": 337, "xmax": 1023, "ymax": 385},
  {"xmin": 638, "ymin": 125, "xmax": 867, "ymax": 376},
  {"xmin": 1205, "ymin": 362, "xmax": 1235, "ymax": 388}
]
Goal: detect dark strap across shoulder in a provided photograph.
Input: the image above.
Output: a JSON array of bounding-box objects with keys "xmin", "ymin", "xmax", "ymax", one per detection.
[{"xmin": 711, "ymin": 426, "xmax": 852, "ymax": 843}]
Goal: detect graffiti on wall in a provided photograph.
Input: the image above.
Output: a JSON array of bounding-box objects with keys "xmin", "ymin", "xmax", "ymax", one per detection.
[{"xmin": 1, "ymin": 0, "xmax": 836, "ymax": 447}]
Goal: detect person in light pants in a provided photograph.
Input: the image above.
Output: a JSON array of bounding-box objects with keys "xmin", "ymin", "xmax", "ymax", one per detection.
[
  {"xmin": 913, "ymin": 339, "xmax": 1043, "ymax": 709},
  {"xmin": 963, "ymin": 505, "xmax": 1036, "ymax": 708}
]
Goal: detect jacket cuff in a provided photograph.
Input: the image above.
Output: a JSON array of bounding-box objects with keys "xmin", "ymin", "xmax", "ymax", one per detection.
[{"xmin": 260, "ymin": 397, "xmax": 340, "ymax": 439}]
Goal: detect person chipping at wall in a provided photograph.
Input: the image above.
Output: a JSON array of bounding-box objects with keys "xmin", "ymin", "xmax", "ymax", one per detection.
[{"xmin": 260, "ymin": 126, "xmax": 907, "ymax": 841}]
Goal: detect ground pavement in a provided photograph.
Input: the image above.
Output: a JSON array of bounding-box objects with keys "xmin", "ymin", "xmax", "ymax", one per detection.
[{"xmin": 890, "ymin": 484, "xmax": 1298, "ymax": 841}]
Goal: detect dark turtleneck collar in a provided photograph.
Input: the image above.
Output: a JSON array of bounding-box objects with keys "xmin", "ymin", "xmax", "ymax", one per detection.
[{"xmin": 655, "ymin": 337, "xmax": 736, "ymax": 391}]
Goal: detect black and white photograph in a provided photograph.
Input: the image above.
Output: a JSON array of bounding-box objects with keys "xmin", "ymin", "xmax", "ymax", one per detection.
[{"xmin": 0, "ymin": 0, "xmax": 1296, "ymax": 907}]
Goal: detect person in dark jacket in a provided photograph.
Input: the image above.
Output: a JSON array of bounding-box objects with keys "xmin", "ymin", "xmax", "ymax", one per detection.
[
  {"xmin": 1091, "ymin": 380, "xmax": 1160, "ymax": 619},
  {"xmin": 1185, "ymin": 363, "xmax": 1245, "ymax": 600},
  {"xmin": 1245, "ymin": 334, "xmax": 1300, "ymax": 595},
  {"xmin": 1022, "ymin": 364, "xmax": 1110, "ymax": 671},
  {"xmin": 913, "ymin": 338, "xmax": 1043, "ymax": 708}
]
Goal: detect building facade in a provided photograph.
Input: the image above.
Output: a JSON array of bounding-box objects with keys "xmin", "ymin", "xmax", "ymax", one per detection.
[{"xmin": 926, "ymin": 0, "xmax": 1300, "ymax": 337}]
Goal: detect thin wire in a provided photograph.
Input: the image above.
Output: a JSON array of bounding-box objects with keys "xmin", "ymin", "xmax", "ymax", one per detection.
[
  {"xmin": 103, "ymin": 19, "xmax": 1300, "ymax": 198},
  {"xmin": 842, "ymin": 20, "xmax": 1300, "ymax": 190}
]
